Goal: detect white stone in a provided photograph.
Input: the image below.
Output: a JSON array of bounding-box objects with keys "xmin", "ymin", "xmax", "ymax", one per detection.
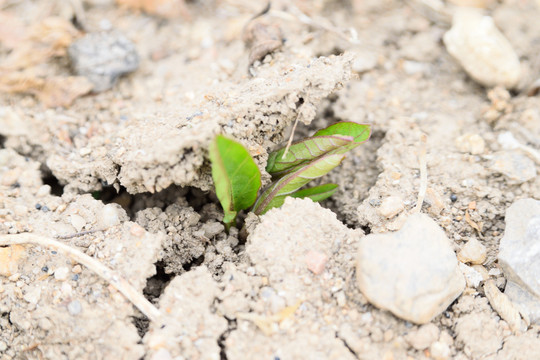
[
  {"xmin": 356, "ymin": 213, "xmax": 465, "ymax": 324},
  {"xmin": 36, "ymin": 185, "xmax": 51, "ymax": 197},
  {"xmin": 490, "ymin": 151, "xmax": 537, "ymax": 184},
  {"xmin": 100, "ymin": 204, "xmax": 121, "ymax": 228},
  {"xmin": 352, "ymin": 52, "xmax": 378, "ymax": 73},
  {"xmin": 430, "ymin": 341, "xmax": 451, "ymax": 360},
  {"xmin": 457, "ymin": 238, "xmax": 487, "ymax": 265},
  {"xmin": 23, "ymin": 285, "xmax": 42, "ymax": 304},
  {"xmin": 459, "ymin": 263, "xmax": 483, "ymax": 288},
  {"xmin": 79, "ymin": 147, "xmax": 91, "ymax": 157},
  {"xmin": 455, "ymin": 133, "xmax": 485, "ymax": 155},
  {"xmin": 377, "ymin": 196, "xmax": 405, "ymax": 219},
  {"xmin": 54, "ymin": 266, "xmax": 70, "ymax": 281},
  {"xmin": 443, "ymin": 8, "xmax": 521, "ymax": 88},
  {"xmin": 499, "ymin": 199, "xmax": 540, "ymax": 323},
  {"xmin": 70, "ymin": 214, "xmax": 86, "ymax": 232}
]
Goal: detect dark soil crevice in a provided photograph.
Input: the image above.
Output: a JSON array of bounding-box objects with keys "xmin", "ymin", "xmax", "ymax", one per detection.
[
  {"xmin": 133, "ymin": 262, "xmax": 175, "ymax": 338},
  {"xmin": 182, "ymin": 254, "xmax": 205, "ymax": 272},
  {"xmin": 335, "ymin": 331, "xmax": 359, "ymax": 359},
  {"xmin": 41, "ymin": 170, "xmax": 64, "ymax": 196},
  {"xmin": 143, "ymin": 261, "xmax": 173, "ymax": 302},
  {"xmin": 218, "ymin": 318, "xmax": 237, "ymax": 360}
]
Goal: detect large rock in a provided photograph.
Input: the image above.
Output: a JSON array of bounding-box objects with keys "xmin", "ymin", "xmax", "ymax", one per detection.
[
  {"xmin": 356, "ymin": 213, "xmax": 465, "ymax": 324},
  {"xmin": 499, "ymin": 198, "xmax": 540, "ymax": 323},
  {"xmin": 443, "ymin": 8, "xmax": 521, "ymax": 89}
]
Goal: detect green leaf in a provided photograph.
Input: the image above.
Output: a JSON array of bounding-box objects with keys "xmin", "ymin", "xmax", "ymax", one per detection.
[
  {"xmin": 266, "ymin": 135, "xmax": 352, "ymax": 176},
  {"xmin": 253, "ymin": 154, "xmax": 345, "ymax": 215},
  {"xmin": 266, "ymin": 122, "xmax": 371, "ymax": 177},
  {"xmin": 290, "ymin": 183, "xmax": 338, "ymax": 202},
  {"xmin": 313, "ymin": 121, "xmax": 371, "ymax": 142},
  {"xmin": 209, "ymin": 135, "xmax": 261, "ymax": 229}
]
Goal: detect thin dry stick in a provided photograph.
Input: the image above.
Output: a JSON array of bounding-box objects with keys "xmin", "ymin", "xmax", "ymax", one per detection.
[
  {"xmin": 0, "ymin": 233, "xmax": 163, "ymax": 323},
  {"xmin": 282, "ymin": 116, "xmax": 300, "ymax": 159},
  {"xmin": 413, "ymin": 134, "xmax": 428, "ymax": 213}
]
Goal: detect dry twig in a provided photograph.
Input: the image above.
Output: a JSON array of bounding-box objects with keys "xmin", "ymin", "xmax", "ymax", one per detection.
[{"xmin": 0, "ymin": 233, "xmax": 163, "ymax": 323}]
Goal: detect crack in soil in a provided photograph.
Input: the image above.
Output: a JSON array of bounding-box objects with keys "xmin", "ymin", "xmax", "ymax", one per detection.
[
  {"xmin": 218, "ymin": 318, "xmax": 237, "ymax": 360},
  {"xmin": 335, "ymin": 331, "xmax": 359, "ymax": 358}
]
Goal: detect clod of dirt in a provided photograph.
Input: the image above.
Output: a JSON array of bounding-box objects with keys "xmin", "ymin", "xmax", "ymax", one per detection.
[
  {"xmin": 143, "ymin": 266, "xmax": 227, "ymax": 359},
  {"xmin": 243, "ymin": 15, "xmax": 283, "ymax": 66},
  {"xmin": 499, "ymin": 198, "xmax": 540, "ymax": 324},
  {"xmin": 0, "ymin": 149, "xmax": 164, "ymax": 358},
  {"xmin": 496, "ymin": 334, "xmax": 540, "ymax": 360},
  {"xmin": 443, "ymin": 8, "xmax": 521, "ymax": 88},
  {"xmin": 455, "ymin": 312, "xmax": 503, "ymax": 358},
  {"xmin": 135, "ymin": 199, "xmax": 238, "ymax": 276},
  {"xmin": 356, "ymin": 213, "xmax": 465, "ymax": 324},
  {"xmin": 68, "ymin": 30, "xmax": 139, "ymax": 92},
  {"xmin": 222, "ymin": 197, "xmax": 361, "ymax": 359},
  {"xmin": 405, "ymin": 323, "xmax": 440, "ymax": 351}
]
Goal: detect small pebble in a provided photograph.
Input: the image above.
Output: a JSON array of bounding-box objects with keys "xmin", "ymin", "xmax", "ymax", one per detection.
[
  {"xmin": 430, "ymin": 341, "xmax": 451, "ymax": 360},
  {"xmin": 68, "ymin": 30, "xmax": 139, "ymax": 92},
  {"xmin": 79, "ymin": 147, "xmax": 91, "ymax": 157},
  {"xmin": 457, "ymin": 238, "xmax": 487, "ymax": 265},
  {"xmin": 35, "ymin": 203, "xmax": 42, "ymax": 210},
  {"xmin": 151, "ymin": 348, "xmax": 173, "ymax": 360},
  {"xmin": 54, "ymin": 266, "xmax": 70, "ymax": 281},
  {"xmin": 36, "ymin": 185, "xmax": 51, "ymax": 197},
  {"xmin": 23, "ymin": 286, "xmax": 42, "ymax": 304},
  {"xmin": 455, "ymin": 133, "xmax": 485, "ymax": 155},
  {"xmin": 100, "ymin": 204, "xmax": 121, "ymax": 227},
  {"xmin": 304, "ymin": 250, "xmax": 328, "ymax": 275},
  {"xmin": 129, "ymin": 223, "xmax": 146, "ymax": 237},
  {"xmin": 41, "ymin": 205, "xmax": 50, "ymax": 212},
  {"xmin": 0, "ymin": 341, "xmax": 7, "ymax": 352},
  {"xmin": 72, "ymin": 274, "xmax": 79, "ymax": 281},
  {"xmin": 72, "ymin": 265, "xmax": 82, "ymax": 274},
  {"xmin": 450, "ymin": 194, "xmax": 458, "ymax": 202},
  {"xmin": 70, "ymin": 214, "xmax": 86, "ymax": 232},
  {"xmin": 377, "ymin": 196, "xmax": 404, "ymax": 219},
  {"xmin": 459, "ymin": 263, "xmax": 483, "ymax": 288},
  {"xmin": 67, "ymin": 300, "xmax": 82, "ymax": 315}
]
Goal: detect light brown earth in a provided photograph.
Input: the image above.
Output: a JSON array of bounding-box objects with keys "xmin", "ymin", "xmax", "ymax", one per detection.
[{"xmin": 1, "ymin": 0, "xmax": 540, "ymax": 359}]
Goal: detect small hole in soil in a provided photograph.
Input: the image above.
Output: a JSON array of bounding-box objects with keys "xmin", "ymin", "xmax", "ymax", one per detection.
[
  {"xmin": 132, "ymin": 316, "xmax": 150, "ymax": 339},
  {"xmin": 143, "ymin": 261, "xmax": 173, "ymax": 301},
  {"xmin": 0, "ymin": 135, "xmax": 5, "ymax": 148},
  {"xmin": 359, "ymin": 225, "xmax": 371, "ymax": 235},
  {"xmin": 93, "ymin": 183, "xmax": 133, "ymax": 215},
  {"xmin": 182, "ymin": 254, "xmax": 205, "ymax": 272},
  {"xmin": 41, "ymin": 171, "xmax": 64, "ymax": 196},
  {"xmin": 133, "ymin": 262, "xmax": 174, "ymax": 338}
]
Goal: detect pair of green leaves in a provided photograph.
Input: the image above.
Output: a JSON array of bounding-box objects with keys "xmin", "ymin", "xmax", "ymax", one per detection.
[{"xmin": 209, "ymin": 122, "xmax": 371, "ymax": 229}]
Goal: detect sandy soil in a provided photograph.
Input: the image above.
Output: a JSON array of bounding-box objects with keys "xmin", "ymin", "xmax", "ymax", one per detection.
[{"xmin": 1, "ymin": 0, "xmax": 540, "ymax": 359}]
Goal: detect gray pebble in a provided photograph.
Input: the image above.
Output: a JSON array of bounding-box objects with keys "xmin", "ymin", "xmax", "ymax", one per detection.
[
  {"xmin": 67, "ymin": 300, "xmax": 82, "ymax": 315},
  {"xmin": 499, "ymin": 199, "xmax": 540, "ymax": 323},
  {"xmin": 69, "ymin": 30, "xmax": 139, "ymax": 92}
]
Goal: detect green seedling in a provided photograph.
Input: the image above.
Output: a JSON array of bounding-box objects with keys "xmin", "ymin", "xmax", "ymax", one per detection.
[
  {"xmin": 209, "ymin": 135, "xmax": 262, "ymax": 230},
  {"xmin": 209, "ymin": 122, "xmax": 371, "ymax": 229}
]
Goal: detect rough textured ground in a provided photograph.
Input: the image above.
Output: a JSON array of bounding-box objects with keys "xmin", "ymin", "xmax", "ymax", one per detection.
[{"xmin": 1, "ymin": 0, "xmax": 540, "ymax": 359}]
